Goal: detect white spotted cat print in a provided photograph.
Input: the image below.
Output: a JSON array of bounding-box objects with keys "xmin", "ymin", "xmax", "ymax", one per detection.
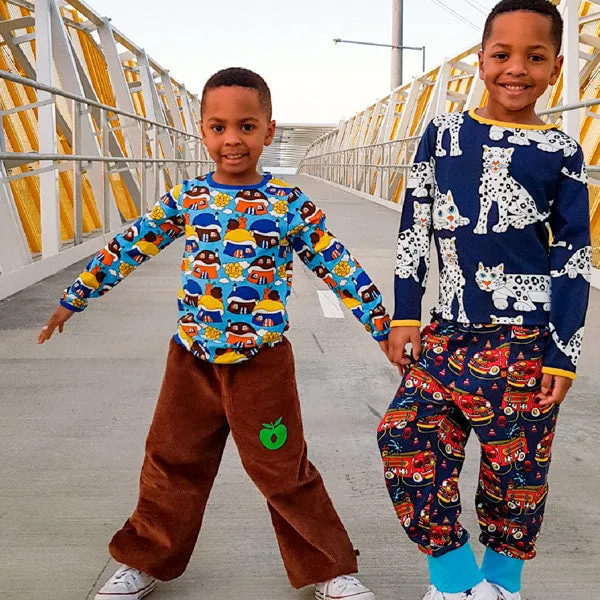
[
  {"xmin": 396, "ymin": 201, "xmax": 431, "ymax": 285},
  {"xmin": 437, "ymin": 237, "xmax": 468, "ymax": 322},
  {"xmin": 407, "ymin": 159, "xmax": 435, "ymax": 198},
  {"xmin": 549, "ymin": 323, "xmax": 584, "ymax": 367},
  {"xmin": 433, "ymin": 189, "xmax": 470, "ymax": 232},
  {"xmin": 488, "ymin": 126, "xmax": 578, "ymax": 157},
  {"xmin": 475, "ymin": 263, "xmax": 551, "ymax": 312},
  {"xmin": 550, "ymin": 246, "xmax": 592, "ymax": 283},
  {"xmin": 433, "ymin": 113, "xmax": 464, "ymax": 157},
  {"xmin": 475, "ymin": 146, "xmax": 549, "ymax": 235}
]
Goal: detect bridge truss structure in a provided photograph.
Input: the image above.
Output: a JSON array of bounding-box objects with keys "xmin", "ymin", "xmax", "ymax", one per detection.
[{"xmin": 299, "ymin": 0, "xmax": 600, "ymax": 278}]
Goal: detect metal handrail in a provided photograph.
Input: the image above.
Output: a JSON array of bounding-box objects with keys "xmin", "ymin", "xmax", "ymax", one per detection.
[{"xmin": 0, "ymin": 69, "xmax": 201, "ymax": 139}]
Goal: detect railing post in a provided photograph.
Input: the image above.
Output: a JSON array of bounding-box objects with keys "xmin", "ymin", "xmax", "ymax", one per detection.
[
  {"xmin": 562, "ymin": 0, "xmax": 581, "ymax": 139},
  {"xmin": 36, "ymin": 0, "xmax": 60, "ymax": 258},
  {"xmin": 72, "ymin": 99, "xmax": 83, "ymax": 245}
]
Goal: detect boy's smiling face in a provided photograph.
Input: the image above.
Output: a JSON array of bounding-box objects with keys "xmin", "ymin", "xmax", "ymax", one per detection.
[
  {"xmin": 201, "ymin": 86, "xmax": 276, "ymax": 186},
  {"xmin": 478, "ymin": 10, "xmax": 563, "ymax": 124}
]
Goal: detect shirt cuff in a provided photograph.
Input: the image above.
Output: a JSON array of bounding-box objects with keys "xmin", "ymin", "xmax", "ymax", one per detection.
[
  {"xmin": 391, "ymin": 319, "xmax": 421, "ymax": 327},
  {"xmin": 541, "ymin": 366, "xmax": 576, "ymax": 380}
]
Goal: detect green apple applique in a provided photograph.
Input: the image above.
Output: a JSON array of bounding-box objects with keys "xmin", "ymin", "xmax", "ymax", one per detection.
[{"xmin": 259, "ymin": 418, "xmax": 288, "ymax": 450}]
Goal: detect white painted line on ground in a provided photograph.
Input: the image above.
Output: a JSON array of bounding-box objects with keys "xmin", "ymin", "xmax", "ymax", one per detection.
[{"xmin": 317, "ymin": 290, "xmax": 345, "ymax": 319}]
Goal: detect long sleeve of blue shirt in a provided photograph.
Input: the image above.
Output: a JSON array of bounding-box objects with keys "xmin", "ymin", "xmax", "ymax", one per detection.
[
  {"xmin": 545, "ymin": 147, "xmax": 591, "ymax": 377},
  {"xmin": 392, "ymin": 121, "xmax": 435, "ymax": 326}
]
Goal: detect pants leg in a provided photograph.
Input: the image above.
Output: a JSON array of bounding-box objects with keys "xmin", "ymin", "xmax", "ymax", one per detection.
[
  {"xmin": 377, "ymin": 361, "xmax": 472, "ymax": 557},
  {"xmin": 109, "ymin": 338, "xmax": 230, "ymax": 580},
  {"xmin": 224, "ymin": 338, "xmax": 358, "ymax": 589}
]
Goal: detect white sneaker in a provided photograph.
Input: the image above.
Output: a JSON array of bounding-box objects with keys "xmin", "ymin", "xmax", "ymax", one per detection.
[
  {"xmin": 94, "ymin": 565, "xmax": 157, "ymax": 600},
  {"xmin": 490, "ymin": 583, "xmax": 522, "ymax": 600},
  {"xmin": 314, "ymin": 575, "xmax": 375, "ymax": 600},
  {"xmin": 422, "ymin": 580, "xmax": 502, "ymax": 600}
]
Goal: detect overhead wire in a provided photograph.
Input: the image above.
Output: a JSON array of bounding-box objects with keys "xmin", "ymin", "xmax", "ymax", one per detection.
[{"xmin": 427, "ymin": 0, "xmax": 483, "ymax": 31}]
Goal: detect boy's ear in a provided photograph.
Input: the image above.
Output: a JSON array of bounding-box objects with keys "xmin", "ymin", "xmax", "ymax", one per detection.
[
  {"xmin": 549, "ymin": 54, "xmax": 564, "ymax": 86},
  {"xmin": 478, "ymin": 49, "xmax": 485, "ymax": 80},
  {"xmin": 264, "ymin": 120, "xmax": 276, "ymax": 147}
]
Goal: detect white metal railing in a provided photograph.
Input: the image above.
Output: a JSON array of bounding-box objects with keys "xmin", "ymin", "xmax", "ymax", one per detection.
[{"xmin": 298, "ymin": 99, "xmax": 600, "ymax": 205}]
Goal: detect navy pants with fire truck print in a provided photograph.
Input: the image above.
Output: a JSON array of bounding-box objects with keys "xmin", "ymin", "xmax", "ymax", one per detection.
[{"xmin": 377, "ymin": 320, "xmax": 558, "ymax": 560}]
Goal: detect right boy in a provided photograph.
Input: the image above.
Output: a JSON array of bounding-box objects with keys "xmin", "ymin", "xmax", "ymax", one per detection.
[
  {"xmin": 39, "ymin": 68, "xmax": 390, "ymax": 600},
  {"xmin": 378, "ymin": 1, "xmax": 591, "ymax": 599}
]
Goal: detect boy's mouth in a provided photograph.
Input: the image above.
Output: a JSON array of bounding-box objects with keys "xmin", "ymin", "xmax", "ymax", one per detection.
[
  {"xmin": 222, "ymin": 152, "xmax": 247, "ymax": 160},
  {"xmin": 499, "ymin": 83, "xmax": 531, "ymax": 93}
]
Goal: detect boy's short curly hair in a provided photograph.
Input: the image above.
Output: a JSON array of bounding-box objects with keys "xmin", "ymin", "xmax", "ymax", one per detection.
[
  {"xmin": 482, "ymin": 0, "xmax": 563, "ymax": 53},
  {"xmin": 201, "ymin": 67, "xmax": 272, "ymax": 119}
]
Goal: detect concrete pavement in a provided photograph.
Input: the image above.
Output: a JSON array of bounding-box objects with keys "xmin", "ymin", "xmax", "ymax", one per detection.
[{"xmin": 0, "ymin": 175, "xmax": 598, "ymax": 600}]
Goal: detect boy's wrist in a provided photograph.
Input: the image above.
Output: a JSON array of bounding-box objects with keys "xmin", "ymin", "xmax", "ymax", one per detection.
[{"xmin": 59, "ymin": 297, "xmax": 87, "ymax": 313}]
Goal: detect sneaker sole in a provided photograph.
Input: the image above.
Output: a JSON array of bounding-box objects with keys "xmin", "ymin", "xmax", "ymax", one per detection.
[
  {"xmin": 94, "ymin": 579, "xmax": 156, "ymax": 600},
  {"xmin": 314, "ymin": 589, "xmax": 375, "ymax": 600}
]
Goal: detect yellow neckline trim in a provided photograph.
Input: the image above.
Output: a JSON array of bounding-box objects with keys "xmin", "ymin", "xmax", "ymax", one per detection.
[{"xmin": 468, "ymin": 108, "xmax": 556, "ymax": 130}]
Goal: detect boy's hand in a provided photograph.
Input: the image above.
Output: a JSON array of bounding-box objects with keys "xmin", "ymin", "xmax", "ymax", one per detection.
[
  {"xmin": 536, "ymin": 373, "xmax": 573, "ymax": 407},
  {"xmin": 387, "ymin": 326, "xmax": 421, "ymax": 375},
  {"xmin": 38, "ymin": 305, "xmax": 75, "ymax": 344}
]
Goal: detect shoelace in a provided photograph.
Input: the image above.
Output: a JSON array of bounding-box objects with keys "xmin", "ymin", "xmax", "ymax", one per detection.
[
  {"xmin": 330, "ymin": 576, "xmax": 363, "ymax": 593},
  {"xmin": 112, "ymin": 567, "xmax": 144, "ymax": 589}
]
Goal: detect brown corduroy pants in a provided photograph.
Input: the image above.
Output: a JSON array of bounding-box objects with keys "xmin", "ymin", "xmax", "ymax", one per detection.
[{"xmin": 109, "ymin": 337, "xmax": 358, "ymax": 588}]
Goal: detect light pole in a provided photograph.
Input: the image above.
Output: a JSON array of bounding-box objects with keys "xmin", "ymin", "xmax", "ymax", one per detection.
[
  {"xmin": 392, "ymin": 0, "xmax": 403, "ymax": 89},
  {"xmin": 333, "ymin": 38, "xmax": 426, "ymax": 89}
]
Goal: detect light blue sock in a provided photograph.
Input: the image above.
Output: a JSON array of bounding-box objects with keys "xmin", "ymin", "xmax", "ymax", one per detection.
[
  {"xmin": 427, "ymin": 542, "xmax": 484, "ymax": 593},
  {"xmin": 481, "ymin": 547, "xmax": 524, "ymax": 593}
]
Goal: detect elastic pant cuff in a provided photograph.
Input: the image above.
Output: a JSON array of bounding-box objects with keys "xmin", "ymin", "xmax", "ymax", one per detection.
[
  {"xmin": 427, "ymin": 542, "xmax": 484, "ymax": 593},
  {"xmin": 481, "ymin": 547, "xmax": 524, "ymax": 593}
]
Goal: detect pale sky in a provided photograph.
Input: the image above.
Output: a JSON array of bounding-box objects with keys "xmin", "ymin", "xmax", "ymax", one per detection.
[{"xmin": 89, "ymin": 0, "xmax": 499, "ymax": 123}]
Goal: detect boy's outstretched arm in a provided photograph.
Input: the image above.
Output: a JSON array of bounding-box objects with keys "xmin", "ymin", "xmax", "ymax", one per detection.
[
  {"xmin": 286, "ymin": 189, "xmax": 391, "ymax": 354},
  {"xmin": 538, "ymin": 145, "xmax": 591, "ymax": 404},
  {"xmin": 38, "ymin": 183, "xmax": 187, "ymax": 343},
  {"xmin": 388, "ymin": 122, "xmax": 436, "ymax": 371}
]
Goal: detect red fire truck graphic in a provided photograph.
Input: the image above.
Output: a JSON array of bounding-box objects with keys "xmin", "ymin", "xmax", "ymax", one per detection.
[
  {"xmin": 483, "ymin": 434, "xmax": 528, "ymax": 471},
  {"xmin": 448, "ymin": 347, "xmax": 467, "ymax": 375},
  {"xmin": 496, "ymin": 543, "xmax": 531, "ymax": 560},
  {"xmin": 383, "ymin": 450, "xmax": 436, "ymax": 484},
  {"xmin": 501, "ymin": 391, "xmax": 553, "ymax": 418},
  {"xmin": 438, "ymin": 419, "xmax": 467, "ymax": 459},
  {"xmin": 422, "ymin": 331, "xmax": 449, "ymax": 357},
  {"xmin": 511, "ymin": 325, "xmax": 540, "ymax": 343},
  {"xmin": 430, "ymin": 523, "xmax": 453, "ymax": 548},
  {"xmin": 451, "ymin": 391, "xmax": 494, "ymax": 425},
  {"xmin": 378, "ymin": 405, "xmax": 418, "ymax": 432},
  {"xmin": 394, "ymin": 500, "xmax": 414, "ymax": 527},
  {"xmin": 437, "ymin": 477, "xmax": 460, "ymax": 505},
  {"xmin": 468, "ymin": 345, "xmax": 510, "ymax": 378},
  {"xmin": 506, "ymin": 483, "xmax": 548, "ymax": 513},
  {"xmin": 417, "ymin": 414, "xmax": 445, "ymax": 432},
  {"xmin": 507, "ymin": 359, "xmax": 542, "ymax": 388},
  {"xmin": 404, "ymin": 368, "xmax": 447, "ymax": 401},
  {"xmin": 477, "ymin": 511, "xmax": 526, "ymax": 540},
  {"xmin": 535, "ymin": 431, "xmax": 554, "ymax": 465},
  {"xmin": 479, "ymin": 465, "xmax": 503, "ymax": 502}
]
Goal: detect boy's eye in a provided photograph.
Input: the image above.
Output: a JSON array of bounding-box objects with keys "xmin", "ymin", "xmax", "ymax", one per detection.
[
  {"xmin": 492, "ymin": 53, "xmax": 508, "ymax": 60},
  {"xmin": 242, "ymin": 124, "xmax": 255, "ymax": 131},
  {"xmin": 530, "ymin": 55, "xmax": 545, "ymax": 62},
  {"xmin": 211, "ymin": 125, "xmax": 224, "ymax": 133}
]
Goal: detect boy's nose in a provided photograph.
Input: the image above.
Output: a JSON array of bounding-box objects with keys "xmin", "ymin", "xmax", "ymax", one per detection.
[{"xmin": 505, "ymin": 59, "xmax": 528, "ymax": 76}]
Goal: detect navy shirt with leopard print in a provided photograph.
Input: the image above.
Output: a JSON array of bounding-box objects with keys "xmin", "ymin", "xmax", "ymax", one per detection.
[{"xmin": 393, "ymin": 109, "xmax": 591, "ymax": 377}]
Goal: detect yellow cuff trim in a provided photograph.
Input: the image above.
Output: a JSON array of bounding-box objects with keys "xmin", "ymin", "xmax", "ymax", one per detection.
[
  {"xmin": 468, "ymin": 108, "xmax": 556, "ymax": 130},
  {"xmin": 541, "ymin": 367, "xmax": 576, "ymax": 380},
  {"xmin": 391, "ymin": 320, "xmax": 421, "ymax": 327}
]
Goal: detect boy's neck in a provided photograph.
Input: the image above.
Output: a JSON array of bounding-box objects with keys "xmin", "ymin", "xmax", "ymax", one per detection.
[
  {"xmin": 476, "ymin": 101, "xmax": 545, "ymax": 127},
  {"xmin": 210, "ymin": 169, "xmax": 264, "ymax": 187}
]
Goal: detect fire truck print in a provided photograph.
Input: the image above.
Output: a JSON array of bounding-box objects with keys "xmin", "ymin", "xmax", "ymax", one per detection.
[
  {"xmin": 483, "ymin": 434, "xmax": 528, "ymax": 472},
  {"xmin": 378, "ymin": 404, "xmax": 419, "ymax": 435},
  {"xmin": 479, "ymin": 464, "xmax": 503, "ymax": 502},
  {"xmin": 404, "ymin": 367, "xmax": 448, "ymax": 401},
  {"xmin": 468, "ymin": 344, "xmax": 510, "ymax": 379},
  {"xmin": 506, "ymin": 359, "xmax": 542, "ymax": 388},
  {"xmin": 437, "ymin": 475, "xmax": 460, "ymax": 505},
  {"xmin": 394, "ymin": 498, "xmax": 415, "ymax": 527},
  {"xmin": 438, "ymin": 418, "xmax": 468, "ymax": 460},
  {"xmin": 535, "ymin": 431, "xmax": 554, "ymax": 465},
  {"xmin": 477, "ymin": 509, "xmax": 526, "ymax": 540},
  {"xmin": 506, "ymin": 483, "xmax": 548, "ymax": 514},
  {"xmin": 501, "ymin": 390, "xmax": 553, "ymax": 418},
  {"xmin": 448, "ymin": 346, "xmax": 467, "ymax": 375},
  {"xmin": 451, "ymin": 390, "xmax": 494, "ymax": 425},
  {"xmin": 383, "ymin": 450, "xmax": 436, "ymax": 484}
]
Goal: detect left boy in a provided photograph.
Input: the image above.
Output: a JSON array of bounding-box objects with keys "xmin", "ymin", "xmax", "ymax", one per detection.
[{"xmin": 39, "ymin": 67, "xmax": 391, "ymax": 600}]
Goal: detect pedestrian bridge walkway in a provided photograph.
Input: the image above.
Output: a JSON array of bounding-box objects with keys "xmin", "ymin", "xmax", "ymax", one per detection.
[{"xmin": 1, "ymin": 176, "xmax": 599, "ymax": 600}]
